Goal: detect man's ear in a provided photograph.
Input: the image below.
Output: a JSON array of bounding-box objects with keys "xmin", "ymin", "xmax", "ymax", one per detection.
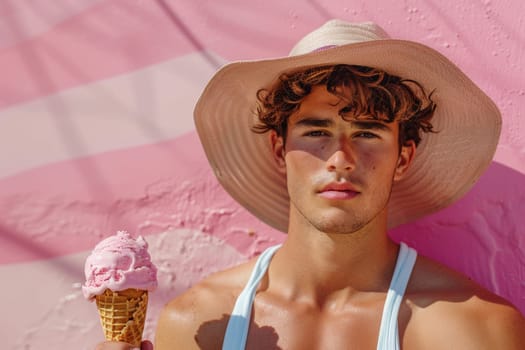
[
  {"xmin": 270, "ymin": 131, "xmax": 286, "ymax": 174},
  {"xmin": 394, "ymin": 140, "xmax": 416, "ymax": 181}
]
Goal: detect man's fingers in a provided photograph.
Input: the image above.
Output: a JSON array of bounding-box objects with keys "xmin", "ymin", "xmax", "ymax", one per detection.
[{"xmin": 141, "ymin": 340, "xmax": 154, "ymax": 350}]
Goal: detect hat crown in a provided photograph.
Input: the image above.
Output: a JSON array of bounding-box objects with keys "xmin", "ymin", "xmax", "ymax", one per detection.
[{"xmin": 289, "ymin": 19, "xmax": 390, "ymax": 56}]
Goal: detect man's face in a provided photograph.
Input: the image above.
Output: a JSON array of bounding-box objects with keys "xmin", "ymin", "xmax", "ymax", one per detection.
[{"xmin": 271, "ymin": 85, "xmax": 415, "ymax": 234}]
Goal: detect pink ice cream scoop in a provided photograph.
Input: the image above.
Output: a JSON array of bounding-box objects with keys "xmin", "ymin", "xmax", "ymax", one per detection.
[{"xmin": 82, "ymin": 231, "xmax": 158, "ymax": 300}]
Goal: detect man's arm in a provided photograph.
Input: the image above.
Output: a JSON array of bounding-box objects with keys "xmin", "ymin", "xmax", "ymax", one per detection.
[
  {"xmin": 155, "ymin": 270, "xmax": 242, "ymax": 350},
  {"xmin": 155, "ymin": 289, "xmax": 205, "ymax": 349},
  {"xmin": 407, "ymin": 293, "xmax": 525, "ymax": 349},
  {"xmin": 482, "ymin": 303, "xmax": 525, "ymax": 349}
]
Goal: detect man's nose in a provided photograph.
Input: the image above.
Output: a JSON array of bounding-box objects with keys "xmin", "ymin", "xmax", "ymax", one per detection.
[{"xmin": 326, "ymin": 138, "xmax": 355, "ymax": 172}]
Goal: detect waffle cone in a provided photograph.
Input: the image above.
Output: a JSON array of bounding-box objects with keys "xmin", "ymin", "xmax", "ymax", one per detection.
[{"xmin": 95, "ymin": 288, "xmax": 148, "ymax": 347}]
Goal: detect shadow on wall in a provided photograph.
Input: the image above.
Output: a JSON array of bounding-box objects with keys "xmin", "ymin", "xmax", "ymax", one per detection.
[{"xmin": 390, "ymin": 161, "xmax": 525, "ymax": 314}]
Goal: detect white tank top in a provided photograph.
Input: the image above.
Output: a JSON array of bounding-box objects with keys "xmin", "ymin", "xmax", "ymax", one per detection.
[{"xmin": 222, "ymin": 242, "xmax": 417, "ymax": 350}]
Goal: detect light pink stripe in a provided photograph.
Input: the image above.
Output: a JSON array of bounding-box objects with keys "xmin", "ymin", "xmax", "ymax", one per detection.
[
  {"xmin": 0, "ymin": 51, "xmax": 219, "ymax": 178},
  {"xmin": 0, "ymin": 131, "xmax": 284, "ymax": 264}
]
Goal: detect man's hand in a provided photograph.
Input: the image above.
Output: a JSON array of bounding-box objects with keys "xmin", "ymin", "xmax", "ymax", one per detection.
[{"xmin": 95, "ymin": 340, "xmax": 154, "ymax": 350}]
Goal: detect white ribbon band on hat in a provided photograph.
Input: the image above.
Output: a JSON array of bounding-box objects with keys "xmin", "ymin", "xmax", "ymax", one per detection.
[{"xmin": 290, "ymin": 20, "xmax": 390, "ymax": 55}]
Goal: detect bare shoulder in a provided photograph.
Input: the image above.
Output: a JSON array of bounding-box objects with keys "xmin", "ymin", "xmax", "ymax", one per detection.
[
  {"xmin": 155, "ymin": 258, "xmax": 256, "ymax": 350},
  {"xmin": 404, "ymin": 255, "xmax": 525, "ymax": 349}
]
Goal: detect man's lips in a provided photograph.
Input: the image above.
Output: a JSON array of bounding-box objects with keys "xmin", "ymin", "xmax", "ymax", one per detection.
[{"xmin": 318, "ymin": 182, "xmax": 360, "ymax": 200}]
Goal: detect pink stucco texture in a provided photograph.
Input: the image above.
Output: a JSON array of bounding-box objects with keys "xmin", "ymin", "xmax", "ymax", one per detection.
[{"xmin": 0, "ymin": 0, "xmax": 523, "ymax": 348}]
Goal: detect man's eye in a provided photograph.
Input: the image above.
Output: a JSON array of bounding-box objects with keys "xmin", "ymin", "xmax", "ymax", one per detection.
[
  {"xmin": 305, "ymin": 130, "xmax": 328, "ymax": 137},
  {"xmin": 355, "ymin": 132, "xmax": 377, "ymax": 138}
]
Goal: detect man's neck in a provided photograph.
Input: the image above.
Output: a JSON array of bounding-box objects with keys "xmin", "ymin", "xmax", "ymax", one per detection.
[{"xmin": 266, "ymin": 209, "xmax": 399, "ymax": 309}]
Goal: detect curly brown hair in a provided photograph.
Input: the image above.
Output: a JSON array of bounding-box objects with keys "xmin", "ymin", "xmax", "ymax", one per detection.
[{"xmin": 253, "ymin": 64, "xmax": 436, "ymax": 148}]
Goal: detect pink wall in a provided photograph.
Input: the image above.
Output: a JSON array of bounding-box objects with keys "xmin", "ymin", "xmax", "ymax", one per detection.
[{"xmin": 0, "ymin": 1, "xmax": 524, "ymax": 348}]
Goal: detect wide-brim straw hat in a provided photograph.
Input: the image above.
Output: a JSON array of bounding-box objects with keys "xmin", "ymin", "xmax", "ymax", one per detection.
[{"xmin": 194, "ymin": 19, "xmax": 501, "ymax": 233}]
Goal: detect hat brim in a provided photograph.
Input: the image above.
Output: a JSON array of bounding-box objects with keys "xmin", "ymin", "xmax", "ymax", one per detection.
[{"xmin": 194, "ymin": 39, "xmax": 501, "ymax": 233}]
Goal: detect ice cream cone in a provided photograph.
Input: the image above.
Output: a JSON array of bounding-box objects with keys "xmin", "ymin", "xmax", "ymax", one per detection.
[
  {"xmin": 83, "ymin": 231, "xmax": 157, "ymax": 346},
  {"xmin": 95, "ymin": 288, "xmax": 148, "ymax": 347}
]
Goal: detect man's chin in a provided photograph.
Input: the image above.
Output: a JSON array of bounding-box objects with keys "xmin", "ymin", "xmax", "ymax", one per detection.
[{"xmin": 311, "ymin": 217, "xmax": 369, "ymax": 235}]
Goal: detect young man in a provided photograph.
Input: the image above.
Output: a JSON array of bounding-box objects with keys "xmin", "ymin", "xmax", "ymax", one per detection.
[{"xmin": 98, "ymin": 20, "xmax": 525, "ymax": 349}]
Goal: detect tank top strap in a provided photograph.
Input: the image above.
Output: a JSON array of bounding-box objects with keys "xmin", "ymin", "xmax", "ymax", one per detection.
[
  {"xmin": 222, "ymin": 244, "xmax": 281, "ymax": 350},
  {"xmin": 376, "ymin": 242, "xmax": 418, "ymax": 350}
]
